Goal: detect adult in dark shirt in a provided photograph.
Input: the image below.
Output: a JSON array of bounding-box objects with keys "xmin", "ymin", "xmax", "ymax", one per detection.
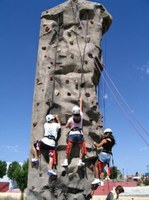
[
  {"xmin": 106, "ymin": 185, "xmax": 124, "ymax": 200},
  {"xmin": 92, "ymin": 128, "xmax": 115, "ymax": 185}
]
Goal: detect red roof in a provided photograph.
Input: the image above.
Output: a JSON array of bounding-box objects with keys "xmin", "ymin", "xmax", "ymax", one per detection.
[
  {"xmin": 93, "ymin": 181, "xmax": 137, "ymax": 195},
  {"xmin": 0, "ymin": 182, "xmax": 9, "ymax": 192}
]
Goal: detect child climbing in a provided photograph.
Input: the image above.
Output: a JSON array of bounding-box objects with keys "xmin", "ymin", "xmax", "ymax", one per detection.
[
  {"xmin": 106, "ymin": 185, "xmax": 124, "ymax": 200},
  {"xmin": 31, "ymin": 114, "xmax": 61, "ymax": 176},
  {"xmin": 61, "ymin": 96, "xmax": 87, "ymax": 167},
  {"xmin": 91, "ymin": 128, "xmax": 115, "ymax": 185}
]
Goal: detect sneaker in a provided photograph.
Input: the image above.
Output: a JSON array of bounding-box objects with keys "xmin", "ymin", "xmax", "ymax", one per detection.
[
  {"xmin": 47, "ymin": 170, "xmax": 57, "ymax": 176},
  {"xmin": 78, "ymin": 160, "xmax": 85, "ymax": 166},
  {"xmin": 31, "ymin": 158, "xmax": 39, "ymax": 164},
  {"xmin": 100, "ymin": 180, "xmax": 104, "ymax": 186},
  {"xmin": 84, "ymin": 154, "xmax": 89, "ymax": 159},
  {"xmin": 61, "ymin": 159, "xmax": 68, "ymax": 167},
  {"xmin": 91, "ymin": 178, "xmax": 101, "ymax": 185}
]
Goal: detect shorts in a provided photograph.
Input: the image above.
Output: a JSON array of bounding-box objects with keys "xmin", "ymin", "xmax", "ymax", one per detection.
[
  {"xmin": 98, "ymin": 152, "xmax": 112, "ymax": 164},
  {"xmin": 40, "ymin": 141, "xmax": 56, "ymax": 157},
  {"xmin": 33, "ymin": 140, "xmax": 40, "ymax": 151},
  {"xmin": 40, "ymin": 141, "xmax": 55, "ymax": 151},
  {"xmin": 67, "ymin": 134, "xmax": 84, "ymax": 143}
]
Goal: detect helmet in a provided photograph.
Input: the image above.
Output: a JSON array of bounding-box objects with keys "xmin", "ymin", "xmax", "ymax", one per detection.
[
  {"xmin": 72, "ymin": 106, "xmax": 80, "ymax": 115},
  {"xmin": 46, "ymin": 114, "xmax": 54, "ymax": 122},
  {"xmin": 104, "ymin": 128, "xmax": 112, "ymax": 134}
]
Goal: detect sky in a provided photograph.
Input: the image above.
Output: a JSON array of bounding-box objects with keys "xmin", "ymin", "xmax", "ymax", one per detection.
[{"xmin": 0, "ymin": 0, "xmax": 149, "ymax": 176}]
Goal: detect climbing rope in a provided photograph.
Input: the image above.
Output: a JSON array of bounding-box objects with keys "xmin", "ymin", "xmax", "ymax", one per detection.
[
  {"xmin": 50, "ymin": 14, "xmax": 61, "ymax": 111},
  {"xmin": 70, "ymin": 0, "xmax": 89, "ymax": 98},
  {"xmin": 99, "ymin": 38, "xmax": 108, "ymax": 129},
  {"xmin": 36, "ymin": 14, "xmax": 61, "ymax": 175},
  {"xmin": 94, "ymin": 56, "xmax": 149, "ymax": 147},
  {"xmin": 103, "ymin": 67, "xmax": 149, "ymax": 138},
  {"xmin": 98, "ymin": 75, "xmax": 106, "ymax": 128}
]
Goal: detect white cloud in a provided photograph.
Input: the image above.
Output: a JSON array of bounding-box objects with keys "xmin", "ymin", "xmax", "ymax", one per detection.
[
  {"xmin": 1, "ymin": 145, "xmax": 19, "ymax": 153},
  {"xmin": 138, "ymin": 146, "xmax": 148, "ymax": 152},
  {"xmin": 139, "ymin": 62, "xmax": 149, "ymax": 75},
  {"xmin": 103, "ymin": 93, "xmax": 108, "ymax": 99},
  {"xmin": 146, "ymin": 67, "xmax": 149, "ymax": 74}
]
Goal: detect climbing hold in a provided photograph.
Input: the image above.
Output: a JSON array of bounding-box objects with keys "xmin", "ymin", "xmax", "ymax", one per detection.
[
  {"xmin": 84, "ymin": 60, "xmax": 88, "ymax": 64},
  {"xmin": 66, "ymin": 80, "xmax": 69, "ymax": 84},
  {"xmin": 67, "ymin": 92, "xmax": 71, "ymax": 96},
  {"xmin": 31, "ymin": 186, "xmax": 35, "ymax": 190},
  {"xmin": 85, "ymin": 35, "xmax": 90, "ymax": 43},
  {"xmin": 88, "ymin": 53, "xmax": 93, "ymax": 58},
  {"xmin": 70, "ymin": 53, "xmax": 74, "ymax": 59},
  {"xmin": 39, "ymin": 173, "xmax": 42, "ymax": 177},
  {"xmin": 74, "ymin": 80, "xmax": 78, "ymax": 89},
  {"xmin": 69, "ymin": 40, "xmax": 74, "ymax": 45},
  {"xmin": 57, "ymin": 47, "xmax": 61, "ymax": 52},
  {"xmin": 67, "ymin": 31, "xmax": 72, "ymax": 37},
  {"xmin": 41, "ymin": 46, "xmax": 46, "ymax": 50},
  {"xmin": 36, "ymin": 79, "xmax": 42, "ymax": 85},
  {"xmin": 33, "ymin": 122, "xmax": 37, "ymax": 127},
  {"xmin": 85, "ymin": 93, "xmax": 90, "ymax": 97},
  {"xmin": 46, "ymin": 102, "xmax": 50, "ymax": 106},
  {"xmin": 54, "ymin": 89, "xmax": 59, "ymax": 96},
  {"xmin": 45, "ymin": 27, "xmax": 50, "ymax": 32}
]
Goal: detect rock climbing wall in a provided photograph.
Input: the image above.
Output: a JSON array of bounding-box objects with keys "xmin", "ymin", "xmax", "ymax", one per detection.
[{"xmin": 27, "ymin": 0, "xmax": 112, "ymax": 199}]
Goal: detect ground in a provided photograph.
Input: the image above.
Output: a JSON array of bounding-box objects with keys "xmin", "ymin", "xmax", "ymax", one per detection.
[{"xmin": 0, "ymin": 192, "xmax": 149, "ymax": 200}]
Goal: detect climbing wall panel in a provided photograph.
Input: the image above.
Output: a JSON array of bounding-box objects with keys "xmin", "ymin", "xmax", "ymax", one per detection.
[{"xmin": 27, "ymin": 0, "xmax": 112, "ymax": 199}]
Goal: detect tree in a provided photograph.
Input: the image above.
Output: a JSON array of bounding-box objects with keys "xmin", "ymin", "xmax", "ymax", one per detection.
[
  {"xmin": 0, "ymin": 160, "xmax": 7, "ymax": 178},
  {"xmin": 7, "ymin": 160, "xmax": 29, "ymax": 200},
  {"xmin": 110, "ymin": 166, "xmax": 121, "ymax": 179},
  {"xmin": 7, "ymin": 161, "xmax": 21, "ymax": 180}
]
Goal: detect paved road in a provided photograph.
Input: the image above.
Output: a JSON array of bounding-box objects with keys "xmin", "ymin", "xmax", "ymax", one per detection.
[{"xmin": 93, "ymin": 195, "xmax": 149, "ymax": 200}]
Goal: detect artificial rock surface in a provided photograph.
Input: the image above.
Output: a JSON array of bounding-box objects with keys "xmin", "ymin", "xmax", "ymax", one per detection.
[{"xmin": 27, "ymin": 0, "xmax": 112, "ymax": 199}]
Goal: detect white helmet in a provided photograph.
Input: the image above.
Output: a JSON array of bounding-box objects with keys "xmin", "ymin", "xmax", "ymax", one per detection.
[
  {"xmin": 46, "ymin": 114, "xmax": 54, "ymax": 122},
  {"xmin": 72, "ymin": 106, "xmax": 80, "ymax": 115},
  {"xmin": 104, "ymin": 128, "xmax": 112, "ymax": 134}
]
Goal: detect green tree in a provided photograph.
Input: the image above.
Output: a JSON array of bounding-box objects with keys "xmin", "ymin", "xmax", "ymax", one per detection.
[
  {"xmin": 7, "ymin": 161, "xmax": 21, "ymax": 180},
  {"xmin": 7, "ymin": 160, "xmax": 29, "ymax": 200},
  {"xmin": 110, "ymin": 166, "xmax": 121, "ymax": 179},
  {"xmin": 0, "ymin": 160, "xmax": 7, "ymax": 178}
]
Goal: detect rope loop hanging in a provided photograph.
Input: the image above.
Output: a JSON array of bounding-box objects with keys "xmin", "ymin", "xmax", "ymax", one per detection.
[
  {"xmin": 70, "ymin": 0, "xmax": 89, "ymax": 98},
  {"xmin": 50, "ymin": 14, "xmax": 61, "ymax": 112}
]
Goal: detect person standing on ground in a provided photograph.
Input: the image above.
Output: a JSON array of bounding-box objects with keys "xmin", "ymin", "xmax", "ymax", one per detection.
[{"xmin": 106, "ymin": 185, "xmax": 124, "ymax": 200}]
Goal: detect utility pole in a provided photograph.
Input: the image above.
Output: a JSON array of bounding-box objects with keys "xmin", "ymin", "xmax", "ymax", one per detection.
[{"xmin": 146, "ymin": 165, "xmax": 149, "ymax": 173}]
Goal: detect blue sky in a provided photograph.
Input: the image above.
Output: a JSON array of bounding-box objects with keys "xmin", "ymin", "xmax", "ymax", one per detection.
[{"xmin": 0, "ymin": 0, "xmax": 149, "ymax": 176}]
